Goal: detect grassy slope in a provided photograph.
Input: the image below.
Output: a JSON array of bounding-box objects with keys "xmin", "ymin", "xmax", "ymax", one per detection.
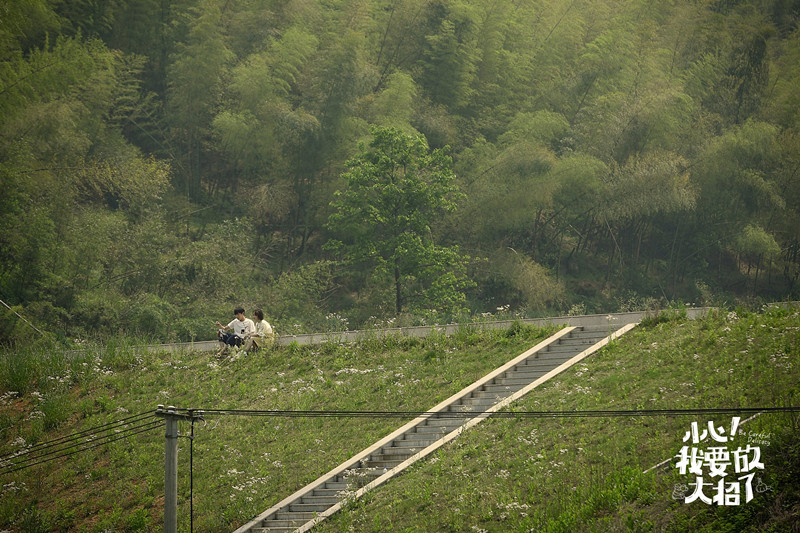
[
  {"xmin": 0, "ymin": 325, "xmax": 555, "ymax": 532},
  {"xmin": 315, "ymin": 306, "xmax": 800, "ymax": 533},
  {"xmin": 0, "ymin": 306, "xmax": 798, "ymax": 532}
]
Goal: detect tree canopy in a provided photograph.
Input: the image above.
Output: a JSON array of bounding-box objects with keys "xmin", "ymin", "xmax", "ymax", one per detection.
[
  {"xmin": 2, "ymin": 0, "xmax": 800, "ymax": 343},
  {"xmin": 325, "ymin": 127, "xmax": 472, "ymax": 317}
]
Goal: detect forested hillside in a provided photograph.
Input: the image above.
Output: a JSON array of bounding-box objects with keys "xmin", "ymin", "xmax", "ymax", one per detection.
[{"xmin": 2, "ymin": 0, "xmax": 799, "ymax": 343}]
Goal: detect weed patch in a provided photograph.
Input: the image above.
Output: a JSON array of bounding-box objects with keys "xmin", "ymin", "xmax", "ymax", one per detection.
[
  {"xmin": 314, "ymin": 305, "xmax": 799, "ymax": 532},
  {"xmin": 0, "ymin": 324, "xmax": 551, "ymax": 531}
]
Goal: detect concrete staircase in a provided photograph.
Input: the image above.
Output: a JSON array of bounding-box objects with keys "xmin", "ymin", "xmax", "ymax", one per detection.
[{"xmin": 233, "ymin": 321, "xmax": 637, "ymax": 533}]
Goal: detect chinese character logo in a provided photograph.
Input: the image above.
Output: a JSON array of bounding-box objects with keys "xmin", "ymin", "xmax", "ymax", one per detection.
[{"xmin": 673, "ymin": 417, "xmax": 767, "ymax": 506}]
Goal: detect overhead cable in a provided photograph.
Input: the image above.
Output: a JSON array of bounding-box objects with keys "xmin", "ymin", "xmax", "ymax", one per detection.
[
  {"xmin": 0, "ymin": 410, "xmax": 155, "ymax": 461},
  {"xmin": 169, "ymin": 406, "xmax": 800, "ymax": 419},
  {"xmin": 0, "ymin": 418, "xmax": 164, "ymax": 476}
]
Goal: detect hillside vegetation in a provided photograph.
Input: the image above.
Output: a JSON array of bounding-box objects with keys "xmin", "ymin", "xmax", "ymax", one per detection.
[
  {"xmin": 3, "ymin": 0, "xmax": 800, "ymax": 344},
  {"xmin": 0, "ymin": 304, "xmax": 797, "ymax": 531}
]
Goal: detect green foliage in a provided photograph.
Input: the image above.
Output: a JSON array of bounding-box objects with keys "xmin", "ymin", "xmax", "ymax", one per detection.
[
  {"xmin": 2, "ymin": 0, "xmax": 800, "ymax": 341},
  {"xmin": 267, "ymin": 260, "xmax": 338, "ymax": 330},
  {"xmin": 314, "ymin": 305, "xmax": 800, "ymax": 533},
  {"xmin": 74, "ymin": 156, "xmax": 171, "ymax": 216},
  {"xmin": 325, "ymin": 127, "xmax": 473, "ymax": 316},
  {"xmin": 418, "ymin": 1, "xmax": 481, "ymax": 111},
  {"xmin": 214, "ymin": 25, "xmax": 320, "ymax": 176},
  {"xmin": 365, "ymin": 71, "xmax": 418, "ymax": 131},
  {"xmin": 600, "ymin": 150, "xmax": 696, "ymax": 223},
  {"xmin": 494, "ymin": 250, "xmax": 566, "ymax": 311},
  {"xmin": 693, "ymin": 121, "xmax": 783, "ymax": 259},
  {"xmin": 734, "ymin": 224, "xmax": 781, "ymax": 261},
  {"xmin": 0, "ymin": 321, "xmax": 552, "ymax": 532},
  {"xmin": 166, "ymin": 0, "xmax": 234, "ymax": 199}
]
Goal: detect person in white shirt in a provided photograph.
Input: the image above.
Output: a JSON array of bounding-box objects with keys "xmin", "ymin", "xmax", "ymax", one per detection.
[
  {"xmin": 215, "ymin": 306, "xmax": 255, "ymax": 357},
  {"xmin": 244, "ymin": 308, "xmax": 274, "ymax": 353}
]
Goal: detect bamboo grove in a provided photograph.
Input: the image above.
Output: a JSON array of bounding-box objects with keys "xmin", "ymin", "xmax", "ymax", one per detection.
[{"xmin": 2, "ymin": 0, "xmax": 799, "ymax": 343}]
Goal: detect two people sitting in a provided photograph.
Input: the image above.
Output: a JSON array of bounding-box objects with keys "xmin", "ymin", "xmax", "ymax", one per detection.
[{"xmin": 216, "ymin": 306, "xmax": 274, "ymax": 357}]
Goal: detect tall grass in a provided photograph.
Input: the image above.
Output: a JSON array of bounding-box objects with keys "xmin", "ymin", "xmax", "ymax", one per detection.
[
  {"xmin": 1, "ymin": 306, "xmax": 797, "ymax": 532},
  {"xmin": 314, "ymin": 304, "xmax": 800, "ymax": 532},
  {"xmin": 0, "ymin": 324, "xmax": 554, "ymax": 532}
]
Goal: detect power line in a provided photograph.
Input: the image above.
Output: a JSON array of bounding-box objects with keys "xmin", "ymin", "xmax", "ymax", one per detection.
[
  {"xmin": 0, "ymin": 418, "xmax": 164, "ymax": 476},
  {"xmin": 170, "ymin": 406, "xmax": 800, "ymax": 419},
  {"xmin": 1, "ymin": 417, "xmax": 162, "ymax": 468},
  {"xmin": 0, "ymin": 297, "xmax": 46, "ymax": 336},
  {"xmin": 0, "ymin": 410, "xmax": 155, "ymax": 461},
  {"xmin": 0, "ymin": 419, "xmax": 164, "ymax": 475},
  {"xmin": 3, "ymin": 406, "xmax": 795, "ymax": 476}
]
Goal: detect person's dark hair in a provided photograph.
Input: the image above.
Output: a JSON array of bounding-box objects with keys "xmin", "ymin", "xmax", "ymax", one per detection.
[
  {"xmin": 234, "ymin": 307, "xmax": 245, "ymax": 315},
  {"xmin": 253, "ymin": 308, "xmax": 264, "ymax": 321}
]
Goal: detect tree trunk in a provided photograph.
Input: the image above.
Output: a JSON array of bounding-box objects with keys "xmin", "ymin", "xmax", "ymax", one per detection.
[{"xmin": 394, "ymin": 263, "xmax": 402, "ymax": 315}]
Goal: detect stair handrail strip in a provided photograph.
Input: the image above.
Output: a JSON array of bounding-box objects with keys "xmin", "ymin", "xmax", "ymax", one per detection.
[
  {"xmin": 232, "ymin": 326, "xmax": 578, "ymax": 533},
  {"xmin": 295, "ymin": 322, "xmax": 637, "ymax": 532}
]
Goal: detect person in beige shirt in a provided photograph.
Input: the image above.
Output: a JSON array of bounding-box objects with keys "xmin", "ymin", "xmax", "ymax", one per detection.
[{"xmin": 244, "ymin": 307, "xmax": 274, "ymax": 353}]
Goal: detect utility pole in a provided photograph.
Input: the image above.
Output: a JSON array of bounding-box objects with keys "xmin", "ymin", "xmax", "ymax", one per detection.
[{"xmin": 155, "ymin": 406, "xmax": 203, "ymax": 533}]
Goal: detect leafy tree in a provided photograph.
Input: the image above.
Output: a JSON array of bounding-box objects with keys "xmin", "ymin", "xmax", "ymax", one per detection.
[
  {"xmin": 325, "ymin": 127, "xmax": 472, "ymax": 316},
  {"xmin": 418, "ymin": 1, "xmax": 480, "ymax": 112},
  {"xmin": 213, "ymin": 25, "xmax": 319, "ymax": 179},
  {"xmin": 363, "ymin": 70, "xmax": 418, "ymax": 132},
  {"xmin": 167, "ymin": 0, "xmax": 233, "ymax": 199},
  {"xmin": 368, "ymin": 0, "xmax": 440, "ymax": 90},
  {"xmin": 0, "ymin": 33, "xmax": 130, "ymax": 305},
  {"xmin": 493, "ymin": 249, "xmax": 566, "ymax": 311},
  {"xmin": 265, "ymin": 260, "xmax": 338, "ymax": 329},
  {"xmin": 0, "ymin": 0, "xmax": 61, "ymax": 57},
  {"xmin": 694, "ymin": 121, "xmax": 783, "ymax": 231},
  {"xmin": 734, "ymin": 224, "xmax": 780, "ymax": 272}
]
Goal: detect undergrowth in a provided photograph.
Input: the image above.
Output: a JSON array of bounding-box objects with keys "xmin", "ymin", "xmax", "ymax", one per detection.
[
  {"xmin": 0, "ymin": 323, "xmax": 553, "ymax": 532},
  {"xmin": 314, "ymin": 304, "xmax": 800, "ymax": 532},
  {"xmin": 1, "ymin": 305, "xmax": 798, "ymax": 532}
]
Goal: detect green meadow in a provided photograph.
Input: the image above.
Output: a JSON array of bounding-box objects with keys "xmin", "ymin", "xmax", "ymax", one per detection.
[{"xmin": 1, "ymin": 305, "xmax": 798, "ymax": 532}]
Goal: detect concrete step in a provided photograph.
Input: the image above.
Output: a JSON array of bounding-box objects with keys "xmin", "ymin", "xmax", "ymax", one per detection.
[
  {"xmin": 571, "ymin": 325, "xmax": 621, "ymax": 334},
  {"xmin": 369, "ymin": 457, "xmax": 410, "ymax": 469},
  {"xmin": 455, "ymin": 392, "xmax": 505, "ymax": 404},
  {"xmin": 564, "ymin": 329, "xmax": 607, "ymax": 341},
  {"xmin": 323, "ymin": 481, "xmax": 348, "ymax": 491},
  {"xmin": 468, "ymin": 390, "xmax": 511, "ymax": 402},
  {"xmin": 382, "ymin": 445, "xmax": 424, "ymax": 456},
  {"xmin": 332, "ymin": 469, "xmax": 382, "ymax": 484},
  {"xmin": 548, "ymin": 336, "xmax": 603, "ymax": 346},
  {"xmin": 395, "ymin": 436, "xmax": 438, "ymax": 447},
  {"xmin": 495, "ymin": 376, "xmax": 549, "ymax": 387},
  {"xmin": 274, "ymin": 511, "xmax": 317, "ymax": 521},
  {"xmin": 543, "ymin": 343, "xmax": 598, "ymax": 354},
  {"xmin": 363, "ymin": 459, "xmax": 403, "ymax": 469},
  {"xmin": 553, "ymin": 335, "xmax": 602, "ymax": 345},
  {"xmin": 310, "ymin": 487, "xmax": 346, "ymax": 499},
  {"xmin": 418, "ymin": 417, "xmax": 466, "ymax": 429},
  {"xmin": 538, "ymin": 349, "xmax": 580, "ymax": 358},
  {"xmin": 493, "ymin": 371, "xmax": 547, "ymax": 382},
  {"xmin": 545, "ymin": 336, "xmax": 598, "ymax": 349},
  {"xmin": 501, "ymin": 367, "xmax": 548, "ymax": 378},
  {"xmin": 288, "ymin": 502, "xmax": 333, "ymax": 513},
  {"xmin": 300, "ymin": 495, "xmax": 341, "ymax": 506},
  {"xmin": 234, "ymin": 322, "xmax": 639, "ymax": 533},
  {"xmin": 520, "ymin": 356, "xmax": 574, "ymax": 367},
  {"xmin": 481, "ymin": 383, "xmax": 524, "ymax": 394},
  {"xmin": 412, "ymin": 424, "xmax": 462, "ymax": 436},
  {"xmin": 449, "ymin": 400, "xmax": 496, "ymax": 412},
  {"xmin": 339, "ymin": 466, "xmax": 384, "ymax": 478},
  {"xmin": 257, "ymin": 518, "xmax": 309, "ymax": 529},
  {"xmin": 397, "ymin": 431, "xmax": 449, "ymax": 444},
  {"xmin": 369, "ymin": 448, "xmax": 421, "ymax": 464}
]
